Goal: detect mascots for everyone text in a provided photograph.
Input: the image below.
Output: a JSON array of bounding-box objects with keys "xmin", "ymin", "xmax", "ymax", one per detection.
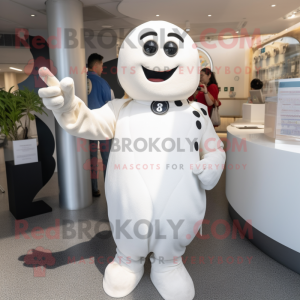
[{"xmin": 39, "ymin": 21, "xmax": 226, "ymax": 300}]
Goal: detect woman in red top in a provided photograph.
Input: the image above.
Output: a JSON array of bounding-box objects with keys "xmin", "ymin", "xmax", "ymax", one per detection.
[{"xmin": 189, "ymin": 68, "xmax": 221, "ymax": 119}]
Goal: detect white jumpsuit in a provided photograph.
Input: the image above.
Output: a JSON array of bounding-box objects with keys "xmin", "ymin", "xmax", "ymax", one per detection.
[{"xmin": 54, "ymin": 96, "xmax": 226, "ymax": 262}]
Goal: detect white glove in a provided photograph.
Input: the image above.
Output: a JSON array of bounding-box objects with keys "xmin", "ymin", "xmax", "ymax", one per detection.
[
  {"xmin": 38, "ymin": 67, "xmax": 78, "ymax": 114},
  {"xmin": 192, "ymin": 158, "xmax": 222, "ymax": 190}
]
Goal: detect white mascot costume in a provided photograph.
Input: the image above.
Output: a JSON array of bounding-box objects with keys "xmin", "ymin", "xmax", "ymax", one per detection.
[{"xmin": 39, "ymin": 21, "xmax": 226, "ymax": 300}]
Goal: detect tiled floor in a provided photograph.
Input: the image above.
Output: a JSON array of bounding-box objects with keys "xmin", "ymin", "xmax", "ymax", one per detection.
[{"xmin": 0, "ymin": 146, "xmax": 299, "ymax": 300}]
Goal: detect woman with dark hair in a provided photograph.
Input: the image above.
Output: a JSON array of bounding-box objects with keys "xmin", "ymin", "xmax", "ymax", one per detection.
[
  {"xmin": 189, "ymin": 68, "xmax": 221, "ymax": 119},
  {"xmin": 248, "ymin": 78, "xmax": 263, "ymax": 103},
  {"xmin": 251, "ymin": 78, "xmax": 263, "ymax": 90}
]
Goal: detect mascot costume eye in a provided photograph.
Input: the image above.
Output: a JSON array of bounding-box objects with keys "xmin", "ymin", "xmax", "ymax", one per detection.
[{"xmin": 38, "ymin": 20, "xmax": 226, "ymax": 300}]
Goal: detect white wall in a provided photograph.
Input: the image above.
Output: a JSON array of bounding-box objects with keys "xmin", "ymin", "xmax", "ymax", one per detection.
[
  {"xmin": 195, "ymin": 38, "xmax": 251, "ymax": 118},
  {"xmin": 196, "ymin": 38, "xmax": 251, "ymax": 99},
  {"xmin": 219, "ymin": 99, "xmax": 248, "ymax": 117},
  {"xmin": 85, "ymin": 35, "xmax": 117, "ymax": 63}
]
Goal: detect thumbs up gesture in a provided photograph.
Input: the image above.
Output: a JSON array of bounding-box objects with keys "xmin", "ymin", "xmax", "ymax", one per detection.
[{"xmin": 38, "ymin": 67, "xmax": 78, "ymax": 114}]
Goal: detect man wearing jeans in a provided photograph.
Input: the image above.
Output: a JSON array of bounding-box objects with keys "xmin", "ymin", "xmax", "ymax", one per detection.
[{"xmin": 87, "ymin": 53, "xmax": 113, "ymax": 197}]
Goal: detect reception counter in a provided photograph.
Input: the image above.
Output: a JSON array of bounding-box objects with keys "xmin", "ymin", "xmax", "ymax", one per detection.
[{"xmin": 226, "ymin": 125, "xmax": 300, "ymax": 274}]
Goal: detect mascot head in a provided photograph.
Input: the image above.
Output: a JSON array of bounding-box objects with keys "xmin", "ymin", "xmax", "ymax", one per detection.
[{"xmin": 117, "ymin": 21, "xmax": 200, "ymax": 101}]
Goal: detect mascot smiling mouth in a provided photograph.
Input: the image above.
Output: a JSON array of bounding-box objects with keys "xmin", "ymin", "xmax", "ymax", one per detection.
[{"xmin": 142, "ymin": 66, "xmax": 178, "ymax": 82}]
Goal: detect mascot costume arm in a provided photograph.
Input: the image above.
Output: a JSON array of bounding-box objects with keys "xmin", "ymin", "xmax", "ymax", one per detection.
[
  {"xmin": 38, "ymin": 67, "xmax": 126, "ymax": 140},
  {"xmin": 192, "ymin": 106, "xmax": 226, "ymax": 190}
]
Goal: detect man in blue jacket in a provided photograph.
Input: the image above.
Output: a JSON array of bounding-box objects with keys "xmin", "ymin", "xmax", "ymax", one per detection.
[{"xmin": 87, "ymin": 53, "xmax": 113, "ymax": 197}]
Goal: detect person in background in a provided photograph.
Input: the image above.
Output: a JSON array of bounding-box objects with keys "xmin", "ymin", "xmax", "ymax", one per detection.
[
  {"xmin": 189, "ymin": 68, "xmax": 221, "ymax": 119},
  {"xmin": 87, "ymin": 53, "xmax": 113, "ymax": 197},
  {"xmin": 251, "ymin": 78, "xmax": 263, "ymax": 90},
  {"xmin": 248, "ymin": 79, "xmax": 263, "ymax": 103}
]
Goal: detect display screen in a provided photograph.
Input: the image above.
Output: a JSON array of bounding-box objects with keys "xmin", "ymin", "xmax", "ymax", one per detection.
[{"xmin": 277, "ymin": 79, "xmax": 300, "ymax": 138}]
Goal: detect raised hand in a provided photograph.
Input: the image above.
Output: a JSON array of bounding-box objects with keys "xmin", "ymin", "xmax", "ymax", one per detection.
[{"xmin": 38, "ymin": 67, "xmax": 78, "ymax": 114}]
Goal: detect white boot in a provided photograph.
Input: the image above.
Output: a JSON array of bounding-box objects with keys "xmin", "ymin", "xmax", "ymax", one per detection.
[
  {"xmin": 150, "ymin": 255, "xmax": 195, "ymax": 300},
  {"xmin": 103, "ymin": 249, "xmax": 144, "ymax": 298}
]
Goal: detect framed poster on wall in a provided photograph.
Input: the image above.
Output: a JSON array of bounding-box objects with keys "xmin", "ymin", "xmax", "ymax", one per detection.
[{"xmin": 197, "ymin": 48, "xmax": 213, "ymax": 71}]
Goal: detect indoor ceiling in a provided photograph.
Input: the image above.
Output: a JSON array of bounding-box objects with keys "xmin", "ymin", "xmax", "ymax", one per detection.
[{"xmin": 0, "ymin": 0, "xmax": 300, "ymax": 40}]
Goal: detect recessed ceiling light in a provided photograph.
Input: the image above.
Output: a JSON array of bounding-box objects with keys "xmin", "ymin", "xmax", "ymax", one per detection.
[
  {"xmin": 271, "ymin": 5, "xmax": 276, "ymax": 7},
  {"xmin": 102, "ymin": 25, "xmax": 112, "ymax": 28},
  {"xmin": 236, "ymin": 31, "xmax": 239, "ymax": 33},
  {"xmin": 156, "ymin": 15, "xmax": 159, "ymax": 17},
  {"xmin": 208, "ymin": 15, "xmax": 212, "ymax": 17},
  {"xmin": 10, "ymin": 67, "xmax": 22, "ymax": 71},
  {"xmin": 31, "ymin": 14, "xmax": 35, "ymax": 17}
]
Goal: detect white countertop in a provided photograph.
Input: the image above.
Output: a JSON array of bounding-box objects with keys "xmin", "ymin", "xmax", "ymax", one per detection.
[
  {"xmin": 227, "ymin": 124, "xmax": 300, "ymax": 154},
  {"xmin": 226, "ymin": 122, "xmax": 300, "ymax": 254}
]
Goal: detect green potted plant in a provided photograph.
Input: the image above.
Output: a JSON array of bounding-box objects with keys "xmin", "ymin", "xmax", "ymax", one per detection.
[
  {"xmin": 16, "ymin": 87, "xmax": 48, "ymax": 139},
  {"xmin": 0, "ymin": 86, "xmax": 47, "ymax": 163}
]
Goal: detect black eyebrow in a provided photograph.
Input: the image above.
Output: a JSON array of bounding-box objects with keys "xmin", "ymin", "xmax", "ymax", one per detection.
[
  {"xmin": 140, "ymin": 31, "xmax": 158, "ymax": 40},
  {"xmin": 167, "ymin": 33, "xmax": 184, "ymax": 43}
]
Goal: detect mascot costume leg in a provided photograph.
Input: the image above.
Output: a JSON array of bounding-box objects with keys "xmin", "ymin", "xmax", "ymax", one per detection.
[{"xmin": 38, "ymin": 21, "xmax": 226, "ymax": 300}]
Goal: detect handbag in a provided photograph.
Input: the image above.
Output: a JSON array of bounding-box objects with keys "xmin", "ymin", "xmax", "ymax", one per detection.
[{"xmin": 210, "ymin": 105, "xmax": 221, "ymax": 126}]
